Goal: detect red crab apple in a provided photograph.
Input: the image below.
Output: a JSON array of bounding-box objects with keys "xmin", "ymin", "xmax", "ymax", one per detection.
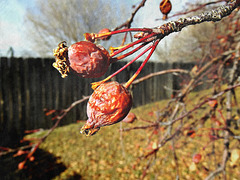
[
  {"xmin": 159, "ymin": 0, "xmax": 172, "ymax": 20},
  {"xmin": 80, "ymin": 81, "xmax": 132, "ymax": 136},
  {"xmin": 53, "ymin": 41, "xmax": 110, "ymax": 78}
]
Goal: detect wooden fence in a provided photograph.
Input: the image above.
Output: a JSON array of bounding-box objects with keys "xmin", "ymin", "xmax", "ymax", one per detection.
[{"xmin": 0, "ymin": 57, "xmax": 194, "ymax": 145}]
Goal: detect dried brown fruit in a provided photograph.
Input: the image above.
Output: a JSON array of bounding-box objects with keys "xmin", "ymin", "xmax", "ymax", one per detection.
[
  {"xmin": 53, "ymin": 41, "xmax": 110, "ymax": 78},
  {"xmin": 80, "ymin": 81, "xmax": 132, "ymax": 136},
  {"xmin": 159, "ymin": 0, "xmax": 172, "ymax": 20}
]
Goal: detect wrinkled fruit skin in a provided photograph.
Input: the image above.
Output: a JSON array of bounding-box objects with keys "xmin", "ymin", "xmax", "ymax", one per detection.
[
  {"xmin": 81, "ymin": 81, "xmax": 132, "ymax": 136},
  {"xmin": 68, "ymin": 41, "xmax": 110, "ymax": 78}
]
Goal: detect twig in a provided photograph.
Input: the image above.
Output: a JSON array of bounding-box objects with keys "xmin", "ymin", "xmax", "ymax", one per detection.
[
  {"xmin": 153, "ymin": 0, "xmax": 239, "ymax": 38},
  {"xmin": 0, "ymin": 144, "xmax": 33, "ymax": 156},
  {"xmin": 2, "ymin": 96, "xmax": 90, "ymax": 165},
  {"xmin": 120, "ymin": 123, "xmax": 158, "ymax": 132},
  {"xmin": 205, "ymin": 146, "xmax": 229, "ymax": 180},
  {"xmin": 162, "ymin": 0, "xmax": 225, "ymax": 20},
  {"xmin": 114, "ymin": 0, "xmax": 147, "ymax": 30},
  {"xmin": 161, "ymin": 83, "xmax": 240, "ymax": 126},
  {"xmin": 42, "ymin": 96, "xmax": 90, "ymax": 140},
  {"xmin": 131, "ymin": 69, "xmax": 189, "ymax": 85},
  {"xmin": 178, "ymin": 50, "xmax": 235, "ymax": 101},
  {"xmin": 205, "ymin": 40, "xmax": 240, "ymax": 180}
]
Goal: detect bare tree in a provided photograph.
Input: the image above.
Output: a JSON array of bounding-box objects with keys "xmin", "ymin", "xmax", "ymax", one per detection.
[
  {"xmin": 155, "ymin": 0, "xmax": 233, "ymax": 63},
  {"xmin": 25, "ymin": 0, "xmax": 129, "ymax": 56}
]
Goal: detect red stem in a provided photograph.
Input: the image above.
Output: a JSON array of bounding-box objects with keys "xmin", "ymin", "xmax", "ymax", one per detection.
[
  {"xmin": 96, "ymin": 28, "xmax": 153, "ymax": 40},
  {"xmin": 109, "ymin": 44, "xmax": 154, "ymax": 80},
  {"xmin": 111, "ymin": 42, "xmax": 150, "ymax": 63},
  {"xmin": 108, "ymin": 28, "xmax": 153, "ymax": 35},
  {"xmin": 125, "ymin": 39, "xmax": 160, "ymax": 88},
  {"xmin": 121, "ymin": 31, "xmax": 128, "ymax": 46},
  {"xmin": 110, "ymin": 33, "xmax": 157, "ymax": 57}
]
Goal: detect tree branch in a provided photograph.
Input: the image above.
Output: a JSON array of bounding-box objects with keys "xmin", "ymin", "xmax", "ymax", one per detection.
[
  {"xmin": 131, "ymin": 69, "xmax": 189, "ymax": 85},
  {"xmin": 164, "ymin": 0, "xmax": 226, "ymax": 20},
  {"xmin": 114, "ymin": 0, "xmax": 147, "ymax": 30},
  {"xmin": 153, "ymin": 0, "xmax": 239, "ymax": 39}
]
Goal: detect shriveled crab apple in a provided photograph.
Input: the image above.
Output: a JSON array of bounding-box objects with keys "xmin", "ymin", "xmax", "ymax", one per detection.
[
  {"xmin": 80, "ymin": 81, "xmax": 132, "ymax": 136},
  {"xmin": 160, "ymin": 0, "xmax": 172, "ymax": 20},
  {"xmin": 53, "ymin": 41, "xmax": 110, "ymax": 78}
]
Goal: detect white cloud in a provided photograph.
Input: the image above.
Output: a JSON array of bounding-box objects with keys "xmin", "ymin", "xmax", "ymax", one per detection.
[{"xmin": 0, "ymin": 20, "xmax": 22, "ymax": 48}]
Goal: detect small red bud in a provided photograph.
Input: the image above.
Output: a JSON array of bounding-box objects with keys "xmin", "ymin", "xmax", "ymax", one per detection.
[
  {"xmin": 208, "ymin": 100, "xmax": 218, "ymax": 109},
  {"xmin": 81, "ymin": 81, "xmax": 132, "ymax": 136},
  {"xmin": 134, "ymin": 32, "xmax": 145, "ymax": 39},
  {"xmin": 29, "ymin": 156, "xmax": 35, "ymax": 162},
  {"xmin": 18, "ymin": 161, "xmax": 25, "ymax": 170},
  {"xmin": 98, "ymin": 28, "xmax": 112, "ymax": 40},
  {"xmin": 192, "ymin": 153, "xmax": 202, "ymax": 164}
]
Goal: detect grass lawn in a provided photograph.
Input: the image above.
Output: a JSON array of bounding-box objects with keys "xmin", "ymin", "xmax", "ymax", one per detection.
[{"xmin": 1, "ymin": 86, "xmax": 240, "ymax": 179}]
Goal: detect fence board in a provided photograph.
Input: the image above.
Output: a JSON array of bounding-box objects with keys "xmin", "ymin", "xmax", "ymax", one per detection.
[
  {"xmin": 0, "ymin": 57, "xmax": 195, "ymax": 146},
  {"xmin": 10, "ymin": 58, "xmax": 21, "ymax": 137},
  {"xmin": 1, "ymin": 58, "xmax": 13, "ymax": 144}
]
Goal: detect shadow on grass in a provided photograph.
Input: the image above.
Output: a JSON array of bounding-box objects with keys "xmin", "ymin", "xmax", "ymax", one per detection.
[{"xmin": 0, "ymin": 148, "xmax": 82, "ymax": 180}]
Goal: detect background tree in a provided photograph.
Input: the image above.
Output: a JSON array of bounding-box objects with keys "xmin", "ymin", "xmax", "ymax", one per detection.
[
  {"xmin": 155, "ymin": 0, "xmax": 239, "ymax": 63},
  {"xmin": 25, "ymin": 0, "xmax": 129, "ymax": 56}
]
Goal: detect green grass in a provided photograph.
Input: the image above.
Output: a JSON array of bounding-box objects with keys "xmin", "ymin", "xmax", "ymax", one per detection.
[{"xmin": 2, "ymin": 86, "xmax": 240, "ymax": 179}]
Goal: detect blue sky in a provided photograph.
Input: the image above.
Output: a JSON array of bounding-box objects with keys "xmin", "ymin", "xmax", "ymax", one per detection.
[
  {"xmin": 0, "ymin": 0, "xmax": 36, "ymax": 57},
  {"xmin": 0, "ymin": 0, "xmax": 189, "ymax": 57}
]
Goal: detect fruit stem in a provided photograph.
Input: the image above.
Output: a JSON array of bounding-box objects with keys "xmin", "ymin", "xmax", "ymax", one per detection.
[
  {"xmin": 91, "ymin": 43, "xmax": 153, "ymax": 90},
  {"xmin": 96, "ymin": 28, "xmax": 153, "ymax": 39},
  {"xmin": 110, "ymin": 42, "xmax": 150, "ymax": 63},
  {"xmin": 124, "ymin": 39, "xmax": 160, "ymax": 89},
  {"xmin": 121, "ymin": 31, "xmax": 129, "ymax": 46},
  {"xmin": 110, "ymin": 33, "xmax": 157, "ymax": 57}
]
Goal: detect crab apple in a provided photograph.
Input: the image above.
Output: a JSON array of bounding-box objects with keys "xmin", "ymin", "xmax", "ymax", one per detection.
[
  {"xmin": 80, "ymin": 81, "xmax": 132, "ymax": 136},
  {"xmin": 98, "ymin": 28, "xmax": 112, "ymax": 40},
  {"xmin": 122, "ymin": 112, "xmax": 136, "ymax": 123},
  {"xmin": 159, "ymin": 0, "xmax": 172, "ymax": 20},
  {"xmin": 53, "ymin": 41, "xmax": 110, "ymax": 78}
]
